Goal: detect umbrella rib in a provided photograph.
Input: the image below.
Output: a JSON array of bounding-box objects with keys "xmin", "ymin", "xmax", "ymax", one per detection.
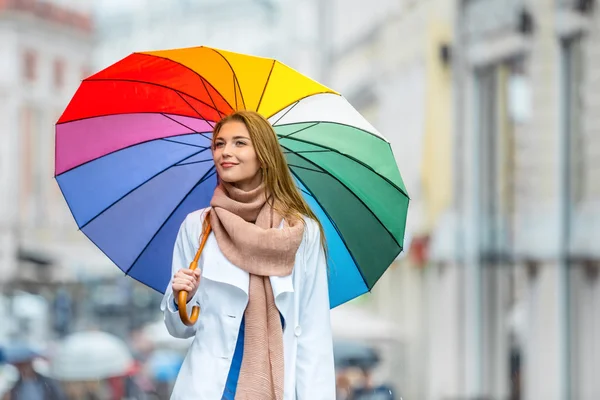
[
  {"xmin": 265, "ymin": 91, "xmax": 341, "ymax": 120},
  {"xmin": 161, "ymin": 138, "xmax": 209, "ymax": 149},
  {"xmin": 276, "ymin": 120, "xmax": 390, "ymax": 145},
  {"xmin": 289, "ymin": 170, "xmax": 368, "ymax": 290},
  {"xmin": 233, "ymin": 74, "xmax": 238, "ymax": 109},
  {"xmin": 277, "ymin": 122, "xmax": 320, "ymax": 139},
  {"xmin": 256, "ymin": 60, "xmax": 276, "ymax": 113},
  {"xmin": 272, "ymin": 100, "xmax": 299, "ymax": 125},
  {"xmin": 77, "ymin": 148, "xmax": 211, "ymax": 231},
  {"xmin": 298, "ymin": 187, "xmax": 313, "ymax": 197},
  {"xmin": 281, "ymin": 144, "xmax": 403, "ymax": 250},
  {"xmin": 200, "ymin": 78, "xmax": 225, "ymax": 119},
  {"xmin": 175, "ymin": 91, "xmax": 215, "ymax": 130},
  {"xmin": 138, "ymin": 52, "xmax": 236, "ymax": 112},
  {"xmin": 283, "ymin": 150, "xmax": 329, "ymax": 154},
  {"xmin": 160, "ymin": 113, "xmax": 212, "ymax": 140},
  {"xmin": 210, "ymin": 48, "xmax": 247, "ymax": 110},
  {"xmin": 288, "ymin": 164, "xmax": 328, "ymax": 174},
  {"xmin": 175, "ymin": 159, "xmax": 213, "ymax": 167},
  {"xmin": 282, "ymin": 136, "xmax": 409, "ymax": 199},
  {"xmin": 85, "ymin": 78, "xmax": 224, "ymax": 117},
  {"xmin": 123, "ymin": 166, "xmax": 217, "ymax": 276},
  {"xmin": 56, "ymin": 111, "xmax": 214, "ymax": 127},
  {"xmin": 55, "ymin": 131, "xmax": 207, "ymax": 177}
]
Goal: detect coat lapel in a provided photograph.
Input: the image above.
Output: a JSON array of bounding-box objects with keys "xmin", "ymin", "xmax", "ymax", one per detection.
[
  {"xmin": 201, "ymin": 234, "xmax": 249, "ymax": 295},
  {"xmin": 201, "ymin": 232, "xmax": 296, "ymax": 317}
]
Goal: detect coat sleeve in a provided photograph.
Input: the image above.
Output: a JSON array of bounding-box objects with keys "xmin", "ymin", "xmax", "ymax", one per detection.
[
  {"xmin": 160, "ymin": 212, "xmax": 204, "ymax": 339},
  {"xmin": 295, "ymin": 220, "xmax": 336, "ymax": 399}
]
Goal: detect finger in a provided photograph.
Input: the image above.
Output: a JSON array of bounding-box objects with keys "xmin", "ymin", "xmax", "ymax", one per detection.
[
  {"xmin": 179, "ymin": 269, "xmax": 195, "ymax": 276},
  {"xmin": 175, "ymin": 276, "xmax": 194, "ymax": 284},
  {"xmin": 194, "ymin": 269, "xmax": 201, "ymax": 279}
]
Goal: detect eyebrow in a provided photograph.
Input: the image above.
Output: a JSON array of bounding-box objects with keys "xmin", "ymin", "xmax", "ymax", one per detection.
[{"xmin": 215, "ymin": 135, "xmax": 250, "ymax": 141}]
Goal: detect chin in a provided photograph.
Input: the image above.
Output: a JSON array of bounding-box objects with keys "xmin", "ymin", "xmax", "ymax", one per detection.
[{"xmin": 218, "ymin": 173, "xmax": 240, "ymax": 185}]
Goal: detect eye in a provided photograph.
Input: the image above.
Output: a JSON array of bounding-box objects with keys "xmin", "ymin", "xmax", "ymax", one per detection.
[
  {"xmin": 214, "ymin": 142, "xmax": 224, "ymax": 149},
  {"xmin": 235, "ymin": 140, "xmax": 247, "ymax": 146}
]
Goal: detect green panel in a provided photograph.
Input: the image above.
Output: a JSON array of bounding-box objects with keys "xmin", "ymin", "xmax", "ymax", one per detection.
[
  {"xmin": 280, "ymin": 138, "xmax": 408, "ymax": 246},
  {"xmin": 275, "ymin": 122, "xmax": 408, "ymax": 195},
  {"xmin": 274, "ymin": 122, "xmax": 317, "ymax": 137},
  {"xmin": 287, "ymin": 153, "xmax": 401, "ymax": 288}
]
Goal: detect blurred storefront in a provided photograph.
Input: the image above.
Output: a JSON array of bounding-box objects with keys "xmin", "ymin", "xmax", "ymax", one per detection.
[
  {"xmin": 0, "ymin": 0, "xmax": 163, "ymax": 345},
  {"xmin": 447, "ymin": 0, "xmax": 600, "ymax": 399}
]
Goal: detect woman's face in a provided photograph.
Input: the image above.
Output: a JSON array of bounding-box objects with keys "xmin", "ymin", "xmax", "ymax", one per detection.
[{"xmin": 213, "ymin": 121, "xmax": 262, "ymax": 190}]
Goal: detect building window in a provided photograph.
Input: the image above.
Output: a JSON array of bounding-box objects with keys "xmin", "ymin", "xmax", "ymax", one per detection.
[
  {"xmin": 475, "ymin": 59, "xmax": 522, "ymax": 262},
  {"xmin": 54, "ymin": 58, "xmax": 65, "ymax": 89},
  {"xmin": 23, "ymin": 50, "xmax": 37, "ymax": 82},
  {"xmin": 562, "ymin": 38, "xmax": 585, "ymax": 208},
  {"xmin": 20, "ymin": 105, "xmax": 45, "ymax": 228}
]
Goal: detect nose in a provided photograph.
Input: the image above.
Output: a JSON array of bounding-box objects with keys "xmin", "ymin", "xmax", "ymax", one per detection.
[{"xmin": 222, "ymin": 143, "xmax": 233, "ymax": 158}]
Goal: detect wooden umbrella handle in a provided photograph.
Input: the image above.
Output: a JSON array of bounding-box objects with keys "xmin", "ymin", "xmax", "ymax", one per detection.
[{"xmin": 178, "ymin": 220, "xmax": 212, "ymax": 326}]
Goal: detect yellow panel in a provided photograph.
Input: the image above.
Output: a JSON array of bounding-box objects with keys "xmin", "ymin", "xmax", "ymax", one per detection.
[
  {"xmin": 258, "ymin": 61, "xmax": 338, "ymax": 118},
  {"xmin": 143, "ymin": 47, "xmax": 244, "ymax": 110},
  {"xmin": 143, "ymin": 47, "xmax": 338, "ymax": 118},
  {"xmin": 211, "ymin": 48, "xmax": 276, "ymax": 112}
]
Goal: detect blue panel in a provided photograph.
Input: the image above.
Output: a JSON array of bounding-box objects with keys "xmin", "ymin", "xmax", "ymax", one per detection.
[
  {"xmin": 163, "ymin": 132, "xmax": 212, "ymax": 147},
  {"xmin": 294, "ymin": 179, "xmax": 367, "ymax": 308},
  {"xmin": 127, "ymin": 174, "xmax": 217, "ymax": 293},
  {"xmin": 58, "ymin": 136, "xmax": 210, "ymax": 227},
  {"xmin": 175, "ymin": 150, "xmax": 213, "ymax": 166},
  {"xmin": 82, "ymin": 163, "xmax": 214, "ymax": 272}
]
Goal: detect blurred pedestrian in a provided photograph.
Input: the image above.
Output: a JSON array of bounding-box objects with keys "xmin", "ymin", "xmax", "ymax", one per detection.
[
  {"xmin": 2, "ymin": 345, "xmax": 65, "ymax": 400},
  {"xmin": 336, "ymin": 371, "xmax": 353, "ymax": 400},
  {"xmin": 163, "ymin": 111, "xmax": 335, "ymax": 399}
]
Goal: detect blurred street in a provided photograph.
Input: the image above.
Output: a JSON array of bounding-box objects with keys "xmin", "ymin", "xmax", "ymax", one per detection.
[{"xmin": 0, "ymin": 0, "xmax": 599, "ymax": 399}]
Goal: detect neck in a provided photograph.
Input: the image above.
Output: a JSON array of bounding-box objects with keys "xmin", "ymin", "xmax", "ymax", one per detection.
[{"xmin": 232, "ymin": 172, "xmax": 263, "ymax": 192}]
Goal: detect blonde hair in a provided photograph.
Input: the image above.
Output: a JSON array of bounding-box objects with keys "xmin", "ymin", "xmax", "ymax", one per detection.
[{"xmin": 210, "ymin": 110, "xmax": 327, "ymax": 252}]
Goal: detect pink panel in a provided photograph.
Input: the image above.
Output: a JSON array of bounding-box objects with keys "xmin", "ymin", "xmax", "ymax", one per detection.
[{"xmin": 56, "ymin": 113, "xmax": 213, "ymax": 175}]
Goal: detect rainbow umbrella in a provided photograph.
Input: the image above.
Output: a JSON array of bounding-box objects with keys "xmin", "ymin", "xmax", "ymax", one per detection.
[{"xmin": 55, "ymin": 46, "xmax": 409, "ymax": 308}]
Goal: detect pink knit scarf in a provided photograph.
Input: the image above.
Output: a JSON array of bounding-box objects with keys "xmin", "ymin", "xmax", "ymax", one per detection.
[{"xmin": 209, "ymin": 181, "xmax": 304, "ymax": 399}]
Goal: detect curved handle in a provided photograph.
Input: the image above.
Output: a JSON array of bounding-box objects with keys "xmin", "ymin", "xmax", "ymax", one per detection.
[{"xmin": 178, "ymin": 220, "xmax": 212, "ymax": 326}]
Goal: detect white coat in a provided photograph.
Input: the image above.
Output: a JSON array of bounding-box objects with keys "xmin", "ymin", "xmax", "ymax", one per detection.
[{"xmin": 161, "ymin": 208, "xmax": 335, "ymax": 400}]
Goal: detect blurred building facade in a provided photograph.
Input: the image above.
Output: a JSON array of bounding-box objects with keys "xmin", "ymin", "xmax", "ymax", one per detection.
[
  {"xmin": 395, "ymin": 0, "xmax": 600, "ymax": 399},
  {"xmin": 92, "ymin": 0, "xmax": 325, "ymax": 79},
  {"xmin": 0, "ymin": 0, "xmax": 106, "ymax": 342},
  {"xmin": 342, "ymin": 0, "xmax": 600, "ymax": 399}
]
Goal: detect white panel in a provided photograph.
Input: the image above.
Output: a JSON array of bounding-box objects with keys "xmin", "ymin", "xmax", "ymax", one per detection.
[{"xmin": 268, "ymin": 93, "xmax": 386, "ymax": 140}]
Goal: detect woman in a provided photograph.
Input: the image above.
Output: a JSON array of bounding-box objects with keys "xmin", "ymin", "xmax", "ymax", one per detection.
[{"xmin": 161, "ymin": 111, "xmax": 335, "ymax": 399}]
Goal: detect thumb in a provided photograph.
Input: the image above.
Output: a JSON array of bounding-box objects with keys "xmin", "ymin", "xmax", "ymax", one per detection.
[{"xmin": 194, "ymin": 269, "xmax": 201, "ymax": 279}]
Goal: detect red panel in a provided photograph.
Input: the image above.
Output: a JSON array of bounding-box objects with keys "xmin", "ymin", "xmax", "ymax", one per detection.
[
  {"xmin": 58, "ymin": 80, "xmax": 223, "ymax": 124},
  {"xmin": 90, "ymin": 53, "xmax": 233, "ymax": 116}
]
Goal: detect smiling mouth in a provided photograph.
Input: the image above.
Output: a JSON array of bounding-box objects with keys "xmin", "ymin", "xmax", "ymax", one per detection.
[{"xmin": 220, "ymin": 163, "xmax": 238, "ymax": 168}]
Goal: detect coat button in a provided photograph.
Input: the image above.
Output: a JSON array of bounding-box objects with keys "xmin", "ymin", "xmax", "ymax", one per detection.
[{"xmin": 294, "ymin": 325, "xmax": 302, "ymax": 337}]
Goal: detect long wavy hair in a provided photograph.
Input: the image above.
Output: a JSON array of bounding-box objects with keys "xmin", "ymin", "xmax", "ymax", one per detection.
[{"xmin": 208, "ymin": 110, "xmax": 327, "ymax": 252}]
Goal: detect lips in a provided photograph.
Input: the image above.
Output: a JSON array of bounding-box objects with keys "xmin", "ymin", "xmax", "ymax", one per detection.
[{"xmin": 220, "ymin": 162, "xmax": 238, "ymax": 168}]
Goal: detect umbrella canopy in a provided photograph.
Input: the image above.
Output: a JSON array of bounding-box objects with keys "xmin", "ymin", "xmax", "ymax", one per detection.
[
  {"xmin": 55, "ymin": 46, "xmax": 409, "ymax": 307},
  {"xmin": 50, "ymin": 331, "xmax": 133, "ymax": 381},
  {"xmin": 146, "ymin": 350, "xmax": 184, "ymax": 382},
  {"xmin": 142, "ymin": 320, "xmax": 193, "ymax": 350},
  {"xmin": 333, "ymin": 341, "xmax": 380, "ymax": 370},
  {"xmin": 2, "ymin": 344, "xmax": 41, "ymax": 364}
]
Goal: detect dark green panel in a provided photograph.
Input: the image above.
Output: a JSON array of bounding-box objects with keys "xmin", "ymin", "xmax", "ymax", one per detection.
[{"xmin": 286, "ymin": 153, "xmax": 402, "ymax": 288}]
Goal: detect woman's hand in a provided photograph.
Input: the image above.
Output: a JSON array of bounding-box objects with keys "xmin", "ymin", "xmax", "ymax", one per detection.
[{"xmin": 172, "ymin": 268, "xmax": 201, "ymax": 300}]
